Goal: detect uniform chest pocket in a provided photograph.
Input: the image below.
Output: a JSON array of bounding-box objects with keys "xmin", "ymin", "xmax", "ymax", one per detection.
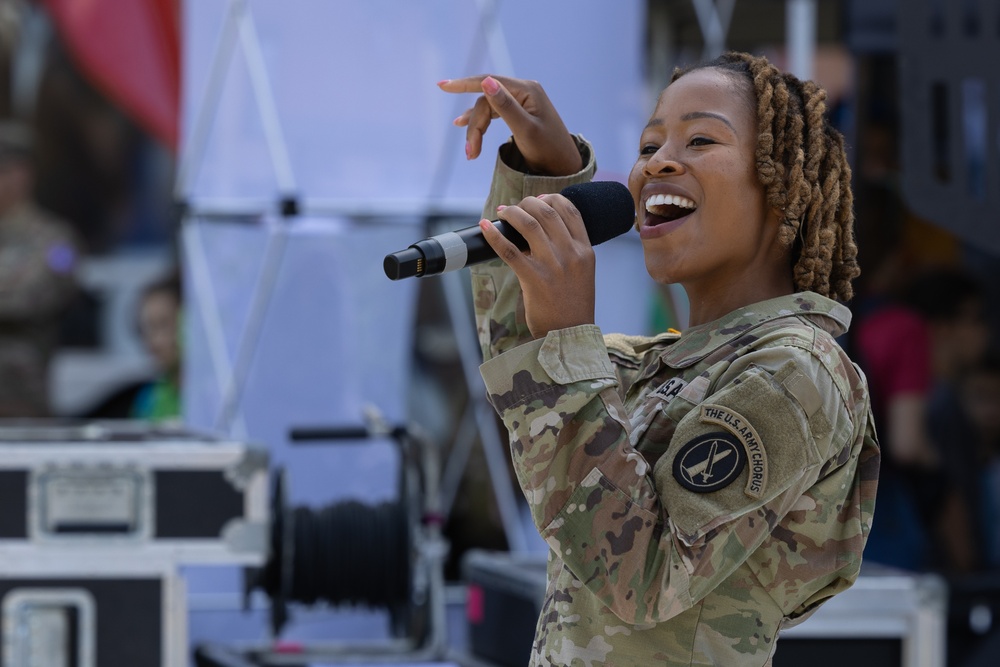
[{"xmin": 628, "ymin": 387, "xmax": 698, "ymax": 470}]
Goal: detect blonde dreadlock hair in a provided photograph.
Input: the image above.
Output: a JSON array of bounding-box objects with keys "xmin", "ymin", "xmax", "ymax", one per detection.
[{"xmin": 672, "ymin": 52, "xmax": 860, "ymax": 302}]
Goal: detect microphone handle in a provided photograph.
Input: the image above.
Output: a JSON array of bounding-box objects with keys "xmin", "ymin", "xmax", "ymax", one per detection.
[{"xmin": 384, "ymin": 220, "xmax": 527, "ymax": 280}]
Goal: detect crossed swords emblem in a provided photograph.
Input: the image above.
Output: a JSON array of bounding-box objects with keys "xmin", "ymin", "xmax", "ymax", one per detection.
[{"xmin": 684, "ymin": 439, "xmax": 733, "ymax": 483}]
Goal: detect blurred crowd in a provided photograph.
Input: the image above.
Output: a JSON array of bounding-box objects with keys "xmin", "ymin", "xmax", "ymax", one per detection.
[
  {"xmin": 0, "ymin": 117, "xmax": 181, "ymax": 424},
  {"xmin": 852, "ymin": 264, "xmax": 998, "ymax": 574},
  {"xmin": 848, "ymin": 115, "xmax": 1000, "ymax": 578},
  {"xmin": 0, "ymin": 12, "xmax": 180, "ymax": 425}
]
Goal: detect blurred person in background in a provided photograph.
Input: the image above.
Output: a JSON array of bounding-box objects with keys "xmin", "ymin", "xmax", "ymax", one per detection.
[
  {"xmin": 850, "ymin": 259, "xmax": 942, "ymax": 571},
  {"xmin": 848, "ymin": 122, "xmax": 954, "ymax": 571},
  {"xmin": 0, "ymin": 119, "xmax": 79, "ymax": 418},
  {"xmin": 130, "ymin": 272, "xmax": 181, "ymax": 422},
  {"xmin": 957, "ymin": 353, "xmax": 1000, "ymax": 569},
  {"xmin": 905, "ymin": 268, "xmax": 990, "ymax": 396},
  {"xmin": 905, "ymin": 267, "xmax": 991, "ymax": 572}
]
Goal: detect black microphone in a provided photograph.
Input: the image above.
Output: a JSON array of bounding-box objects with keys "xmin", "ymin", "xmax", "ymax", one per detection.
[{"xmin": 383, "ymin": 181, "xmax": 635, "ymax": 280}]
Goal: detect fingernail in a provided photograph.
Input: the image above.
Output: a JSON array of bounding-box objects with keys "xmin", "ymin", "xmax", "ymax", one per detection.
[
  {"xmin": 465, "ymin": 141, "xmax": 472, "ymax": 160},
  {"xmin": 437, "ymin": 79, "xmax": 450, "ymax": 86},
  {"xmin": 453, "ymin": 115, "xmax": 464, "ymax": 125},
  {"xmin": 478, "ymin": 219, "xmax": 491, "ymax": 232},
  {"xmin": 496, "ymin": 205, "xmax": 507, "ymax": 211},
  {"xmin": 537, "ymin": 194, "xmax": 547, "ymax": 199},
  {"xmin": 482, "ymin": 77, "xmax": 500, "ymax": 96}
]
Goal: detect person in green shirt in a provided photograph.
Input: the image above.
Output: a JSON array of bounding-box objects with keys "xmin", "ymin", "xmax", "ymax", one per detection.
[{"xmin": 131, "ymin": 274, "xmax": 182, "ymax": 422}]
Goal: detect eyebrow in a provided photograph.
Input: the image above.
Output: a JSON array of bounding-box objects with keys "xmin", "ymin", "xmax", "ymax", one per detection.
[{"xmin": 645, "ymin": 111, "xmax": 736, "ymax": 132}]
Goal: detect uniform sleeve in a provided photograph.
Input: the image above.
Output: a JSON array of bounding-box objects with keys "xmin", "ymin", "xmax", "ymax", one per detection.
[
  {"xmin": 471, "ymin": 136, "xmax": 596, "ymax": 361},
  {"xmin": 481, "ymin": 332, "xmax": 855, "ymax": 624}
]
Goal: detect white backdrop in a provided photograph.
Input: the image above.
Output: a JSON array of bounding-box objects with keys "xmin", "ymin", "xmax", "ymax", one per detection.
[
  {"xmin": 179, "ymin": 0, "xmax": 651, "ymax": 497},
  {"xmin": 179, "ymin": 0, "xmax": 647, "ymax": 213}
]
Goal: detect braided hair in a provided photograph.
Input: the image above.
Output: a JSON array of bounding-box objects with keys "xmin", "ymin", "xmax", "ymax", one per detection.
[{"xmin": 672, "ymin": 52, "xmax": 860, "ymax": 302}]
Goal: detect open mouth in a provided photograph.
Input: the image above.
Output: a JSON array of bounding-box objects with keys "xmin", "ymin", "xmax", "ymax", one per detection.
[{"xmin": 644, "ymin": 193, "xmax": 697, "ymax": 226}]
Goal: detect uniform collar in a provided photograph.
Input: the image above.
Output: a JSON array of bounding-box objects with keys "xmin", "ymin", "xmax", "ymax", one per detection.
[{"xmin": 660, "ymin": 291, "xmax": 852, "ymax": 369}]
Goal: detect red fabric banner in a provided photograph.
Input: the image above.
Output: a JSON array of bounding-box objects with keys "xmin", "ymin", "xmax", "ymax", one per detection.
[{"xmin": 41, "ymin": 0, "xmax": 180, "ymax": 150}]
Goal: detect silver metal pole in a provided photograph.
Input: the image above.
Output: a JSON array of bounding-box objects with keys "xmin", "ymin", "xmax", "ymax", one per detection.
[
  {"xmin": 176, "ymin": 0, "xmax": 298, "ymax": 202},
  {"xmin": 238, "ymin": 2, "xmax": 298, "ymax": 195},
  {"xmin": 175, "ymin": 0, "xmax": 242, "ymax": 201},
  {"xmin": 692, "ymin": 0, "xmax": 736, "ymax": 61},
  {"xmin": 182, "ymin": 221, "xmax": 248, "ymax": 439},
  {"xmin": 440, "ymin": 269, "xmax": 529, "ymax": 553},
  {"xmin": 425, "ymin": 0, "xmax": 531, "ymax": 553},
  {"xmin": 212, "ymin": 222, "xmax": 290, "ymax": 436},
  {"xmin": 786, "ymin": 0, "xmax": 817, "ymax": 81}
]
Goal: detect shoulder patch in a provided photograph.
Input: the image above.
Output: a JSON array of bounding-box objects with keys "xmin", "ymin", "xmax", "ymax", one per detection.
[
  {"xmin": 700, "ymin": 404, "xmax": 767, "ymax": 498},
  {"xmin": 673, "ymin": 432, "xmax": 745, "ymax": 493}
]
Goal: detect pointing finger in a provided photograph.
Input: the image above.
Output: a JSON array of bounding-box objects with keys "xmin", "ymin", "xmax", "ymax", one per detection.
[{"xmin": 438, "ymin": 76, "xmax": 492, "ymax": 94}]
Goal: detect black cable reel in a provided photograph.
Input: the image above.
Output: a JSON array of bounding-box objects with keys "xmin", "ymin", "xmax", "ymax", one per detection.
[{"xmin": 246, "ymin": 423, "xmax": 437, "ymax": 646}]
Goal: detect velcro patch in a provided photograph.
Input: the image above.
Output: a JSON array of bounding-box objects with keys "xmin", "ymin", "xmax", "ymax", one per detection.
[
  {"xmin": 700, "ymin": 404, "xmax": 768, "ymax": 499},
  {"xmin": 672, "ymin": 432, "xmax": 745, "ymax": 493},
  {"xmin": 653, "ymin": 377, "xmax": 687, "ymax": 404}
]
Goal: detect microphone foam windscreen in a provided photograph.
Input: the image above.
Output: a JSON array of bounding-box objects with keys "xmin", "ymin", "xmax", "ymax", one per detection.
[{"xmin": 560, "ymin": 181, "xmax": 636, "ymax": 245}]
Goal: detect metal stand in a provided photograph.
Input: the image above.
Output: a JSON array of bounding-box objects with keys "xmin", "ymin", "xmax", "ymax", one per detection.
[
  {"xmin": 423, "ymin": 0, "xmax": 532, "ymax": 554},
  {"xmin": 437, "ymin": 269, "xmax": 529, "ymax": 552},
  {"xmin": 226, "ymin": 416, "xmax": 450, "ymax": 664},
  {"xmin": 177, "ymin": 0, "xmax": 299, "ymax": 440},
  {"xmin": 177, "ymin": 0, "xmax": 532, "ymax": 554}
]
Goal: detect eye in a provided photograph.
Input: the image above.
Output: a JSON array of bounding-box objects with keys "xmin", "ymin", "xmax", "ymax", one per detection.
[
  {"xmin": 689, "ymin": 136, "xmax": 715, "ymax": 147},
  {"xmin": 639, "ymin": 143, "xmax": 659, "ymax": 156}
]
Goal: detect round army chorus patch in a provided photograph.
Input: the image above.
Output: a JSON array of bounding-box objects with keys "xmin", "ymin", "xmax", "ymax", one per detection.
[{"xmin": 672, "ymin": 432, "xmax": 746, "ymax": 493}]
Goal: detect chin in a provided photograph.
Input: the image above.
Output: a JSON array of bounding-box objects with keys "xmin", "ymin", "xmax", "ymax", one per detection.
[{"xmin": 643, "ymin": 258, "xmax": 681, "ymax": 286}]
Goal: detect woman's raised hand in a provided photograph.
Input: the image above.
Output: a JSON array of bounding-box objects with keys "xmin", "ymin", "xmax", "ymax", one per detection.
[{"xmin": 438, "ymin": 75, "xmax": 582, "ymax": 177}]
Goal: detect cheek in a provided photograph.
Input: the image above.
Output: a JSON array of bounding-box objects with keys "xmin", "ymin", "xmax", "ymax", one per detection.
[
  {"xmin": 627, "ymin": 162, "xmax": 645, "ymax": 206},
  {"xmin": 721, "ymin": 161, "xmax": 773, "ymax": 230},
  {"xmin": 734, "ymin": 161, "xmax": 763, "ymax": 197}
]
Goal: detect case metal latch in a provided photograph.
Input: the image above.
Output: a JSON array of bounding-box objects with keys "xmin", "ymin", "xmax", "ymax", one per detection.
[{"xmin": 2, "ymin": 588, "xmax": 96, "ymax": 667}]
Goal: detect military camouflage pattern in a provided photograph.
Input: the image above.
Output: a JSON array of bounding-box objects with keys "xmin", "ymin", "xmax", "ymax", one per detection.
[
  {"xmin": 0, "ymin": 202, "xmax": 79, "ymax": 417},
  {"xmin": 470, "ymin": 139, "xmax": 879, "ymax": 666}
]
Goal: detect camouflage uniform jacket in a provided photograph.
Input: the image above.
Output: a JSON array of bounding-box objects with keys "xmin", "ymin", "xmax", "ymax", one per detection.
[
  {"xmin": 472, "ymin": 138, "xmax": 879, "ymax": 666},
  {"xmin": 0, "ymin": 202, "xmax": 79, "ymax": 416}
]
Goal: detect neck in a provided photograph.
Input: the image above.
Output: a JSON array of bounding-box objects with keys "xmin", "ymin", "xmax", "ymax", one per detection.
[{"xmin": 684, "ymin": 275, "xmax": 795, "ymax": 327}]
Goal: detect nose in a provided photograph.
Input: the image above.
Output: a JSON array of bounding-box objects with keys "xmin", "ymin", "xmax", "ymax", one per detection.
[{"xmin": 643, "ymin": 147, "xmax": 684, "ymax": 177}]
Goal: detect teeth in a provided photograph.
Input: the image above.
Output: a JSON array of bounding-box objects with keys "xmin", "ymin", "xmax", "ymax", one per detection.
[{"xmin": 645, "ymin": 193, "xmax": 697, "ymax": 212}]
